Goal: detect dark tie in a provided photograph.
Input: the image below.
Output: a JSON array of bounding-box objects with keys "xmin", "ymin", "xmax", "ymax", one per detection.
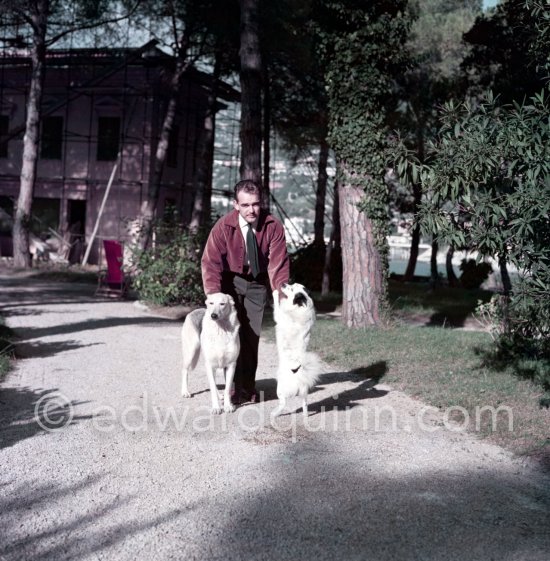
[{"xmin": 247, "ymin": 224, "xmax": 260, "ymax": 278}]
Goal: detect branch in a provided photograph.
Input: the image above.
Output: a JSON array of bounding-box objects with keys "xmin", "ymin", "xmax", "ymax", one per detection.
[
  {"xmin": 45, "ymin": 0, "xmax": 142, "ymax": 47},
  {"xmin": 170, "ymin": 1, "xmax": 179, "ymax": 53},
  {"xmin": 4, "ymin": 5, "xmax": 37, "ymax": 31}
]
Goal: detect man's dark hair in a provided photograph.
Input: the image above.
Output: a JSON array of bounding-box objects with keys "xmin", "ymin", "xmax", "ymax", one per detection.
[{"xmin": 234, "ymin": 179, "xmax": 261, "ymax": 200}]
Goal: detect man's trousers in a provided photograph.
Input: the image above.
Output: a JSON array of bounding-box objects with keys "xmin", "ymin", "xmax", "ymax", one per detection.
[{"xmin": 222, "ymin": 272, "xmax": 268, "ymax": 393}]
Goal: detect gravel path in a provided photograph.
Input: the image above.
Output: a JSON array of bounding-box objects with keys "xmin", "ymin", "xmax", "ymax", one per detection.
[{"xmin": 1, "ymin": 272, "xmax": 549, "ymax": 561}]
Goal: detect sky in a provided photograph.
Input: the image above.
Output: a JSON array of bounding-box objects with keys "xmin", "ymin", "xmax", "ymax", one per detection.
[{"xmin": 483, "ymin": 0, "xmax": 499, "ymax": 9}]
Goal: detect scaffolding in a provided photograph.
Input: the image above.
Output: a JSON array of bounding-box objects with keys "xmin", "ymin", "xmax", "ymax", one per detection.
[{"xmin": 0, "ymin": 41, "xmax": 239, "ymax": 263}]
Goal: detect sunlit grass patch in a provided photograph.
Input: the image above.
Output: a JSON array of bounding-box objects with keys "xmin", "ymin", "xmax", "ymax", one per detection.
[{"xmin": 308, "ymin": 318, "xmax": 549, "ymax": 458}]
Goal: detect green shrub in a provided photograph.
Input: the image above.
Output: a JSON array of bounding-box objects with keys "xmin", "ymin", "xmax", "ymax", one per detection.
[
  {"xmin": 133, "ymin": 227, "xmax": 205, "ymax": 306},
  {"xmin": 459, "ymin": 259, "xmax": 492, "ymax": 289},
  {"xmin": 418, "ymin": 89, "xmax": 550, "ymax": 392},
  {"xmin": 476, "ymin": 293, "xmax": 550, "ymax": 398},
  {"xmin": 0, "ymin": 317, "xmax": 15, "ymax": 381}
]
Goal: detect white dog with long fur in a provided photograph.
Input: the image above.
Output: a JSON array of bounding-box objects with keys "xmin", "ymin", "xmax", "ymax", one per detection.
[
  {"xmin": 272, "ymin": 283, "xmax": 317, "ymax": 417},
  {"xmin": 181, "ymin": 293, "xmax": 240, "ymax": 414}
]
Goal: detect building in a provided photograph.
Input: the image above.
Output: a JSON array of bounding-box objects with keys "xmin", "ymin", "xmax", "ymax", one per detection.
[{"xmin": 0, "ymin": 41, "xmax": 238, "ymax": 263}]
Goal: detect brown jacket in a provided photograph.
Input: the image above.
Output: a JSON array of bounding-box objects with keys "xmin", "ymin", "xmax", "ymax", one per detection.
[{"xmin": 201, "ymin": 209, "xmax": 290, "ymax": 294}]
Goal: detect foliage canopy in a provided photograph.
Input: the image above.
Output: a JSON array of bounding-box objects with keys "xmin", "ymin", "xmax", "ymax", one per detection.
[{"xmin": 419, "ymin": 90, "xmax": 550, "ymax": 381}]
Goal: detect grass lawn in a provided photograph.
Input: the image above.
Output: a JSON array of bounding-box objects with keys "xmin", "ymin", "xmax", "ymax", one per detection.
[
  {"xmin": 309, "ymin": 322, "xmax": 549, "ymax": 458},
  {"xmin": 388, "ymin": 280, "xmax": 493, "ymax": 327},
  {"xmin": 314, "ymin": 280, "xmax": 494, "ymax": 328},
  {"xmin": 264, "ymin": 281, "xmax": 549, "ymax": 463}
]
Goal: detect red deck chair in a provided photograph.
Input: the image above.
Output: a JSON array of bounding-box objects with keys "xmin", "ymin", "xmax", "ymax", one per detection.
[{"xmin": 96, "ymin": 239, "xmax": 128, "ymax": 297}]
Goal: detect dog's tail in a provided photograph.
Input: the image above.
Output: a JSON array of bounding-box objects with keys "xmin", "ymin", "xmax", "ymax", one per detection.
[
  {"xmin": 181, "ymin": 309, "xmax": 205, "ymax": 370},
  {"xmin": 299, "ymin": 352, "xmax": 326, "ymax": 387}
]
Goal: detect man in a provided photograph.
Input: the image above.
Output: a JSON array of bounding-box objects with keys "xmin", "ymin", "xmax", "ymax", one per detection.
[{"xmin": 202, "ymin": 179, "xmax": 290, "ymax": 404}]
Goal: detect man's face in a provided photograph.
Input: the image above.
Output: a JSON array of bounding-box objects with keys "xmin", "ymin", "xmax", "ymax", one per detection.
[{"xmin": 233, "ymin": 191, "xmax": 261, "ymax": 224}]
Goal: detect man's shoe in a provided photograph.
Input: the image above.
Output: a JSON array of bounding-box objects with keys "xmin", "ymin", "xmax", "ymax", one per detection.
[
  {"xmin": 231, "ymin": 387, "xmax": 260, "ymax": 404},
  {"xmin": 230, "ymin": 387, "xmax": 242, "ymax": 405},
  {"xmin": 243, "ymin": 388, "xmax": 261, "ymax": 403}
]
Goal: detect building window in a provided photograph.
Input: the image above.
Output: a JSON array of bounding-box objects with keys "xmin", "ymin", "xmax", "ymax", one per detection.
[
  {"xmin": 31, "ymin": 197, "xmax": 60, "ymax": 237},
  {"xmin": 167, "ymin": 125, "xmax": 179, "ymax": 168},
  {"xmin": 40, "ymin": 116, "xmax": 63, "ymax": 159},
  {"xmin": 0, "ymin": 115, "xmax": 8, "ymax": 158},
  {"xmin": 97, "ymin": 117, "xmax": 120, "ymax": 161},
  {"xmin": 0, "ymin": 196, "xmax": 14, "ymax": 234}
]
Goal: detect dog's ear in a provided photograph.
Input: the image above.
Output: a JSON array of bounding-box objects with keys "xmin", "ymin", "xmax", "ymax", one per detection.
[
  {"xmin": 293, "ymin": 292, "xmax": 308, "ymax": 307},
  {"xmin": 226, "ymin": 295, "xmax": 235, "ymax": 306}
]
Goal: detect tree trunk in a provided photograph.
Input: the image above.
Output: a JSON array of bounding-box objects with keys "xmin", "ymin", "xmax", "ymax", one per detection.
[
  {"xmin": 403, "ymin": 182, "xmax": 422, "ymax": 281},
  {"xmin": 405, "ymin": 120, "xmax": 426, "ymax": 282},
  {"xmin": 497, "ymin": 253, "xmax": 512, "ymax": 333},
  {"xmin": 239, "ymin": 0, "xmax": 263, "ymax": 201},
  {"xmin": 189, "ymin": 55, "xmax": 221, "ymax": 233},
  {"xmin": 403, "ymin": 223, "xmax": 420, "ymax": 281},
  {"xmin": 13, "ymin": 0, "xmax": 48, "ymax": 268},
  {"xmin": 339, "ymin": 180, "xmax": 386, "ymax": 327},
  {"xmin": 262, "ymin": 62, "xmax": 271, "ymax": 211},
  {"xmin": 314, "ymin": 139, "xmax": 329, "ymax": 247},
  {"xmin": 446, "ymin": 244, "xmax": 458, "ymax": 286},
  {"xmin": 498, "ymin": 253, "xmax": 512, "ymax": 295},
  {"xmin": 139, "ymin": 48, "xmax": 190, "ymax": 250},
  {"xmin": 322, "ymin": 180, "xmax": 339, "ymax": 296},
  {"xmin": 430, "ymin": 236, "xmax": 439, "ymax": 289}
]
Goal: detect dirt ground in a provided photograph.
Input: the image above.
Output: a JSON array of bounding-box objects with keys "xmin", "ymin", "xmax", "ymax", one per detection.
[{"xmin": 1, "ymin": 269, "xmax": 549, "ymax": 561}]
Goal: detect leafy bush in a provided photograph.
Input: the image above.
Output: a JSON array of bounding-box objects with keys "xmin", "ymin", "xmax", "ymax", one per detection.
[
  {"xmin": 476, "ymin": 294, "xmax": 550, "ymax": 400},
  {"xmin": 133, "ymin": 226, "xmax": 205, "ymax": 306},
  {"xmin": 417, "ymin": 88, "xmax": 550, "ymax": 390},
  {"xmin": 459, "ymin": 259, "xmax": 492, "ymax": 289},
  {"xmin": 0, "ymin": 316, "xmax": 15, "ymax": 381}
]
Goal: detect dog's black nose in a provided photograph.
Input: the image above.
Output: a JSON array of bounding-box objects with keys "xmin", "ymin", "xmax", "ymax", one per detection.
[{"xmin": 210, "ymin": 313, "xmax": 218, "ymax": 320}]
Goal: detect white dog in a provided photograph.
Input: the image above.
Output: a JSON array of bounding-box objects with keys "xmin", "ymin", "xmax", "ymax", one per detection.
[
  {"xmin": 271, "ymin": 283, "xmax": 317, "ymax": 417},
  {"xmin": 181, "ymin": 293, "xmax": 240, "ymax": 414}
]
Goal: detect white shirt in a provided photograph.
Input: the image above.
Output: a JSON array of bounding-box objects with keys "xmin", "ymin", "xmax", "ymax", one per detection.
[{"xmin": 238, "ymin": 214, "xmax": 258, "ymax": 267}]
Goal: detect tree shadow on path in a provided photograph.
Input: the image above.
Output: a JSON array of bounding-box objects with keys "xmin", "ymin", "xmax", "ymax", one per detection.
[
  {"xmin": 211, "ymin": 451, "xmax": 550, "ymax": 561},
  {"xmin": 0, "ymin": 476, "xmax": 187, "ymax": 561},
  {"xmin": 0, "ymin": 385, "xmax": 92, "ymax": 450},
  {"xmin": 259, "ymin": 361, "xmax": 389, "ymax": 414},
  {"xmin": 309, "ymin": 360, "xmax": 389, "ymax": 413},
  {"xmin": 14, "ymin": 316, "xmax": 177, "ymax": 341}
]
